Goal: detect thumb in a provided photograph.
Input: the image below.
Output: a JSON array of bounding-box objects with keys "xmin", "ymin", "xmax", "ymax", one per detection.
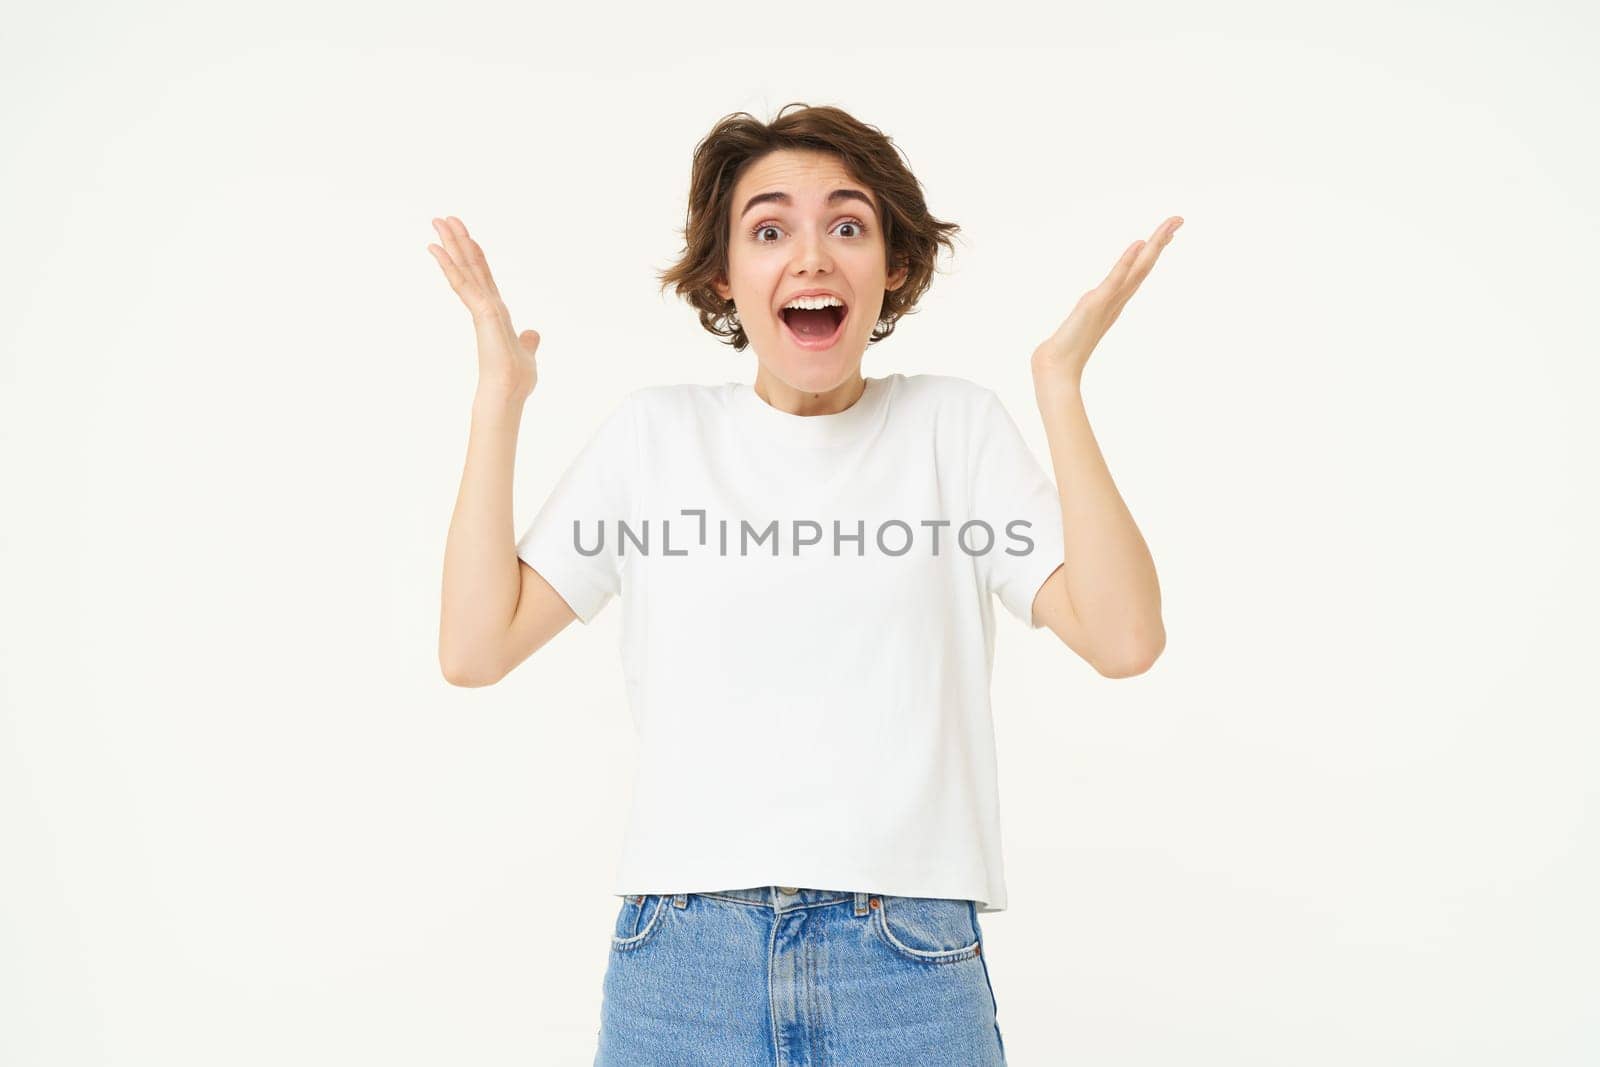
[{"xmin": 517, "ymin": 329, "xmax": 541, "ymax": 353}]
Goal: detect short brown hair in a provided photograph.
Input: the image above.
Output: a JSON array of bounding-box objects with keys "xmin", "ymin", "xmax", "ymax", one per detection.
[{"xmin": 656, "ymin": 102, "xmax": 962, "ymax": 352}]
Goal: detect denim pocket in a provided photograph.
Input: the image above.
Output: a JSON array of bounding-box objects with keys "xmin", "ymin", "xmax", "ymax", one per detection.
[
  {"xmin": 870, "ymin": 895, "xmax": 982, "ymax": 964},
  {"xmin": 610, "ymin": 894, "xmax": 670, "ymax": 952}
]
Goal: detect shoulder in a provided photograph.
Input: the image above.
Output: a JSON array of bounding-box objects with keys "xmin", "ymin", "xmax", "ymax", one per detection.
[
  {"xmin": 607, "ymin": 382, "xmax": 732, "ymax": 427},
  {"xmin": 622, "ymin": 381, "xmax": 731, "ymax": 411},
  {"xmin": 886, "ymin": 373, "xmax": 1004, "ymax": 431},
  {"xmin": 888, "ymin": 371, "xmax": 994, "ymax": 404},
  {"xmin": 614, "ymin": 382, "xmax": 735, "ymax": 441}
]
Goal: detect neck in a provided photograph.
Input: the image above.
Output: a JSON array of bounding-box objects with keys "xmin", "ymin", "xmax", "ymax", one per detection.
[{"xmin": 753, "ymin": 367, "xmax": 867, "ymax": 416}]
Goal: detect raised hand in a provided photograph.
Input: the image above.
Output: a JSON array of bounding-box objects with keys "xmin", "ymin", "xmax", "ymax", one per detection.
[
  {"xmin": 427, "ymin": 216, "xmax": 539, "ymax": 402},
  {"xmin": 1031, "ymin": 215, "xmax": 1183, "ymax": 392}
]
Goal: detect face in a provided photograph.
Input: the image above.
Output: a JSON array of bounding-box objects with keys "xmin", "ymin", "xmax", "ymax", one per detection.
[{"xmin": 713, "ymin": 149, "xmax": 907, "ymax": 405}]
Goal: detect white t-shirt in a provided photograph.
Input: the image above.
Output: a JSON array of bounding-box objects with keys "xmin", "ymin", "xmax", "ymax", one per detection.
[{"xmin": 515, "ymin": 372, "xmax": 1064, "ymax": 912}]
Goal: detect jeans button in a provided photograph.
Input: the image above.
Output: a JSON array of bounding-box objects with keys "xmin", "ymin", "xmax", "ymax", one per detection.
[{"xmin": 778, "ymin": 885, "xmax": 799, "ymax": 895}]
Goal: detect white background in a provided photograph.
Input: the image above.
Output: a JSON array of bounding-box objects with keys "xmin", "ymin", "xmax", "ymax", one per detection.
[{"xmin": 4, "ymin": 2, "xmax": 1597, "ymax": 1064}]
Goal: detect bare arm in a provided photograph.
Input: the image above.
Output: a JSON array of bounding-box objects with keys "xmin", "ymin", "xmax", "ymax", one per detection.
[
  {"xmin": 438, "ymin": 390, "xmax": 577, "ymax": 687},
  {"xmin": 1029, "ymin": 381, "xmax": 1163, "ymax": 678},
  {"xmin": 428, "ymin": 216, "xmax": 576, "ymax": 687},
  {"xmin": 1027, "ymin": 215, "xmax": 1182, "ymax": 677}
]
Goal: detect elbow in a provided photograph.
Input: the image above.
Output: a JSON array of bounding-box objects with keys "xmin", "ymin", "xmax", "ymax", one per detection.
[
  {"xmin": 1090, "ymin": 623, "xmax": 1166, "ymax": 679},
  {"xmin": 439, "ymin": 646, "xmax": 505, "ymax": 688},
  {"xmin": 442, "ymin": 666, "xmax": 497, "ymax": 688}
]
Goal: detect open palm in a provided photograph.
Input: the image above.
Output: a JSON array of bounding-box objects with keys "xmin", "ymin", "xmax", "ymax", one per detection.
[
  {"xmin": 1031, "ymin": 215, "xmax": 1183, "ymax": 390},
  {"xmin": 427, "ymin": 215, "xmax": 540, "ymax": 401}
]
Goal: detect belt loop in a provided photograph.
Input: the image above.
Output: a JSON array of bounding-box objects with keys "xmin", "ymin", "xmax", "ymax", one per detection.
[
  {"xmin": 854, "ymin": 891, "xmax": 869, "ymax": 916},
  {"xmin": 673, "ymin": 893, "xmax": 688, "ymax": 908}
]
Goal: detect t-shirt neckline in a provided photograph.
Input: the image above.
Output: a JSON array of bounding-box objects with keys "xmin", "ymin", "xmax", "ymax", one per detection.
[{"xmin": 732, "ymin": 374, "xmax": 894, "ymax": 449}]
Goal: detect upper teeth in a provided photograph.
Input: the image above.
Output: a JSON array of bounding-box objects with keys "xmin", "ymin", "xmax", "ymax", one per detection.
[{"xmin": 783, "ymin": 295, "xmax": 844, "ymax": 310}]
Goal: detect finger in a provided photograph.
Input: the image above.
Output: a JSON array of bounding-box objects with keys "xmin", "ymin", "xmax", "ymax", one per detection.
[
  {"xmin": 428, "ymin": 219, "xmax": 476, "ymax": 295},
  {"xmin": 1097, "ymin": 239, "xmax": 1145, "ymax": 296},
  {"xmin": 431, "ymin": 218, "xmax": 483, "ymax": 302},
  {"xmin": 1149, "ymin": 215, "xmax": 1182, "ymax": 244},
  {"xmin": 436, "ymin": 217, "xmax": 485, "ymax": 294},
  {"xmin": 1115, "ymin": 217, "xmax": 1183, "ymax": 297},
  {"xmin": 428, "ymin": 239, "xmax": 470, "ymax": 299},
  {"xmin": 444, "ymin": 216, "xmax": 504, "ymax": 302},
  {"xmin": 1134, "ymin": 216, "xmax": 1182, "ymax": 273},
  {"xmin": 1129, "ymin": 219, "xmax": 1176, "ymax": 274}
]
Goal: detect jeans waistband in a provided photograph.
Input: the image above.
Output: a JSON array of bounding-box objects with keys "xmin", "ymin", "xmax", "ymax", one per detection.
[{"xmin": 631, "ymin": 886, "xmax": 876, "ymax": 916}]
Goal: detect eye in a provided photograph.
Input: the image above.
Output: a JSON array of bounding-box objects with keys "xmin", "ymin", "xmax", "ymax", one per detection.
[{"xmin": 749, "ymin": 218, "xmax": 870, "ymax": 244}]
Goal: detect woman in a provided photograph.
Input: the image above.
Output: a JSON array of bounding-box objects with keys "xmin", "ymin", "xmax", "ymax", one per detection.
[{"xmin": 431, "ymin": 102, "xmax": 1176, "ymax": 1065}]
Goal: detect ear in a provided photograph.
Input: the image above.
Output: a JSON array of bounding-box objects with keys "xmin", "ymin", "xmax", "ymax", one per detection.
[
  {"xmin": 885, "ymin": 262, "xmax": 909, "ymax": 293},
  {"xmin": 712, "ymin": 272, "xmax": 731, "ymax": 302}
]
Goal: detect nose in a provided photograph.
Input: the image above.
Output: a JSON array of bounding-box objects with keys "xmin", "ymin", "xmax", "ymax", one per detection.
[{"xmin": 790, "ymin": 228, "xmax": 834, "ymax": 276}]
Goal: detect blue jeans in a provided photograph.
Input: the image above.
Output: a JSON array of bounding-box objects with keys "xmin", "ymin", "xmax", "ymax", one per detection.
[{"xmin": 595, "ymin": 885, "xmax": 1007, "ymax": 1065}]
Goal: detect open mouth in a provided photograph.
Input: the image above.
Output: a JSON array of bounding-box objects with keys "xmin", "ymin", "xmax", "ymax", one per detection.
[{"xmin": 779, "ymin": 303, "xmax": 849, "ymax": 349}]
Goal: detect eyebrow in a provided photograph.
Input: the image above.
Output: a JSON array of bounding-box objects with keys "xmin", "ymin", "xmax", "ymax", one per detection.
[{"xmin": 739, "ymin": 188, "xmax": 876, "ymax": 220}]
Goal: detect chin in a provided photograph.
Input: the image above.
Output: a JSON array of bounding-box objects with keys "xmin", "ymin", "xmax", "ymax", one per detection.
[{"xmin": 755, "ymin": 337, "xmax": 866, "ymax": 388}]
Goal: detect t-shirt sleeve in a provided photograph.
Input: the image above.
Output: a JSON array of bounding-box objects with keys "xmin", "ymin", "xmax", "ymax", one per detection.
[
  {"xmin": 969, "ymin": 388, "xmax": 1065, "ymax": 629},
  {"xmin": 515, "ymin": 392, "xmax": 638, "ymax": 625}
]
